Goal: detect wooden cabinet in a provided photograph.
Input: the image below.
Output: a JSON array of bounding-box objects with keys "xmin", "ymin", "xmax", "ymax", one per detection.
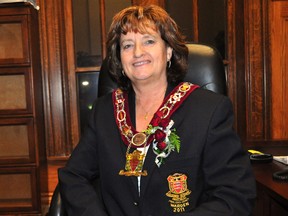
[
  {"xmin": 252, "ymin": 161, "xmax": 288, "ymax": 216},
  {"xmin": 0, "ymin": 3, "xmax": 44, "ymax": 215}
]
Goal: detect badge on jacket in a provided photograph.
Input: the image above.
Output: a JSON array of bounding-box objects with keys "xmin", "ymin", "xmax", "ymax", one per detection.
[{"xmin": 166, "ymin": 173, "xmax": 191, "ymax": 213}]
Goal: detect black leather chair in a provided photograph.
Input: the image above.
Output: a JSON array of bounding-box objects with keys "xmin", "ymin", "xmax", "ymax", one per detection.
[
  {"xmin": 98, "ymin": 43, "xmax": 226, "ymax": 97},
  {"xmin": 48, "ymin": 184, "xmax": 65, "ymax": 216},
  {"xmin": 47, "ymin": 43, "xmax": 226, "ymax": 216}
]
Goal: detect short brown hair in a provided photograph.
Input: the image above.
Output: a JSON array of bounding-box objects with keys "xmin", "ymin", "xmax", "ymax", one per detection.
[{"xmin": 106, "ymin": 5, "xmax": 188, "ymax": 91}]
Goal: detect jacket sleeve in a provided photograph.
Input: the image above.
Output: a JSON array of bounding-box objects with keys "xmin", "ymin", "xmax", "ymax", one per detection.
[
  {"xmin": 183, "ymin": 96, "xmax": 256, "ymax": 216},
  {"xmin": 58, "ymin": 100, "xmax": 109, "ymax": 216}
]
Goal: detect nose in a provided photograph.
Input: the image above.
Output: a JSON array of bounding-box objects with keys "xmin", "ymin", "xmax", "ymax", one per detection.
[{"xmin": 133, "ymin": 43, "xmax": 144, "ymax": 58}]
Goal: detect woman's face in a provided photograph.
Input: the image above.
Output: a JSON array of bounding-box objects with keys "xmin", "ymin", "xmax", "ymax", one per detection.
[{"xmin": 120, "ymin": 28, "xmax": 173, "ymax": 86}]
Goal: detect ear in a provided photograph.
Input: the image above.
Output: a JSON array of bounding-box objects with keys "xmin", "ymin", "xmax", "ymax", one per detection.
[{"xmin": 166, "ymin": 46, "xmax": 173, "ymax": 60}]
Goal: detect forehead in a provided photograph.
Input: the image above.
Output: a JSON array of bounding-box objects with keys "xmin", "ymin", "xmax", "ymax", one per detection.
[
  {"xmin": 120, "ymin": 28, "xmax": 160, "ymax": 41},
  {"xmin": 121, "ymin": 18, "xmax": 158, "ymax": 34}
]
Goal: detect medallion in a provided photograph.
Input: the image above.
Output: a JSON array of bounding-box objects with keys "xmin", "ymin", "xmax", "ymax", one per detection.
[
  {"xmin": 119, "ymin": 150, "xmax": 148, "ymax": 176},
  {"xmin": 131, "ymin": 132, "xmax": 147, "ymax": 146}
]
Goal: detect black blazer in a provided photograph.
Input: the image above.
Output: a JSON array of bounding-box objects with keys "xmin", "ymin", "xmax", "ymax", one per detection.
[{"xmin": 58, "ymin": 86, "xmax": 256, "ymax": 216}]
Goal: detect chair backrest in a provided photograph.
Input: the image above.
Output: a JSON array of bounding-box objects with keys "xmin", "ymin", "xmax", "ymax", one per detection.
[
  {"xmin": 47, "ymin": 43, "xmax": 226, "ymax": 216},
  {"xmin": 98, "ymin": 43, "xmax": 226, "ymax": 97},
  {"xmin": 47, "ymin": 184, "xmax": 66, "ymax": 216}
]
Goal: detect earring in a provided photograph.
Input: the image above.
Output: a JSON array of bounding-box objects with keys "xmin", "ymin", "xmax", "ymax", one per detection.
[
  {"xmin": 122, "ymin": 70, "xmax": 126, "ymax": 76},
  {"xmin": 167, "ymin": 60, "xmax": 171, "ymax": 68}
]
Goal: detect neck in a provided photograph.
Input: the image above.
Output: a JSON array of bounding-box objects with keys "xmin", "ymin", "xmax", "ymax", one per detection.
[
  {"xmin": 133, "ymin": 80, "xmax": 168, "ymax": 100},
  {"xmin": 134, "ymin": 82, "xmax": 168, "ymax": 131}
]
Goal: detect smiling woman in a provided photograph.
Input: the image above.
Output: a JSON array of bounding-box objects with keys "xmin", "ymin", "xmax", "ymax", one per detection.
[
  {"xmin": 58, "ymin": 5, "xmax": 256, "ymax": 216},
  {"xmin": 119, "ymin": 31, "xmax": 172, "ymax": 89},
  {"xmin": 106, "ymin": 5, "xmax": 188, "ymax": 91}
]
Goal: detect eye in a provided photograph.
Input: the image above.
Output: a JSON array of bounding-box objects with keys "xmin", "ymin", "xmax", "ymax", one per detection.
[
  {"xmin": 144, "ymin": 39, "xmax": 155, "ymax": 45},
  {"xmin": 121, "ymin": 43, "xmax": 133, "ymax": 50}
]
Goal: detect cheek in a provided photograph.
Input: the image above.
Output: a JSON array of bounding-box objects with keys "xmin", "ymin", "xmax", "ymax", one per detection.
[{"xmin": 120, "ymin": 53, "xmax": 129, "ymax": 67}]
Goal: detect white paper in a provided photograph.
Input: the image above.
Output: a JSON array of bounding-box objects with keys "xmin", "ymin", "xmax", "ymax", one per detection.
[
  {"xmin": 273, "ymin": 156, "xmax": 288, "ymax": 165},
  {"xmin": 0, "ymin": 0, "xmax": 39, "ymax": 10}
]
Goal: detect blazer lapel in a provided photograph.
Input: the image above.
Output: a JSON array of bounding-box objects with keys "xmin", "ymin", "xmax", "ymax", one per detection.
[
  {"xmin": 138, "ymin": 83, "xmax": 194, "ymax": 197},
  {"xmin": 128, "ymin": 91, "xmax": 142, "ymax": 193},
  {"xmin": 139, "ymin": 83, "xmax": 176, "ymax": 197}
]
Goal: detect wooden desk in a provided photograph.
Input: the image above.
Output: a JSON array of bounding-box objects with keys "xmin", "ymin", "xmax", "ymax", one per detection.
[{"xmin": 252, "ymin": 161, "xmax": 288, "ymax": 216}]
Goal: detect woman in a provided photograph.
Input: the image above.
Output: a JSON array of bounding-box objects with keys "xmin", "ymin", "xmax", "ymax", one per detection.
[{"xmin": 59, "ymin": 5, "xmax": 256, "ymax": 216}]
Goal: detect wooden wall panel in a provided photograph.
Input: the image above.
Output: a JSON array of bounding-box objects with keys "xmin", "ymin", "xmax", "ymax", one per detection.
[
  {"xmin": 244, "ymin": 0, "xmax": 268, "ymax": 140},
  {"xmin": 0, "ymin": 74, "xmax": 26, "ymax": 110},
  {"xmin": 38, "ymin": 0, "xmax": 76, "ymax": 208},
  {"xmin": 226, "ymin": 0, "xmax": 239, "ymax": 129},
  {"xmin": 0, "ymin": 23, "xmax": 23, "ymax": 59},
  {"xmin": 0, "ymin": 167, "xmax": 40, "ymax": 212},
  {"xmin": 270, "ymin": 1, "xmax": 288, "ymax": 139},
  {"xmin": 0, "ymin": 125, "xmax": 29, "ymax": 158},
  {"xmin": 0, "ymin": 13, "xmax": 29, "ymax": 65},
  {"xmin": 39, "ymin": 0, "xmax": 76, "ymax": 157}
]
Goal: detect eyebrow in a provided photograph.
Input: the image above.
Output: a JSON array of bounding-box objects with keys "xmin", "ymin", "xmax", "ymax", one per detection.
[{"xmin": 120, "ymin": 33, "xmax": 157, "ymax": 44}]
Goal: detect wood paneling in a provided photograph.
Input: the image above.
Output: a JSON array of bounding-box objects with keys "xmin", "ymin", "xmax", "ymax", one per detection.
[
  {"xmin": 0, "ymin": 12, "xmax": 29, "ymax": 65},
  {"xmin": 100, "ymin": 0, "xmax": 107, "ymax": 58},
  {"xmin": 0, "ymin": 74, "xmax": 26, "ymax": 110},
  {"xmin": 0, "ymin": 4, "xmax": 43, "ymax": 214},
  {"xmin": 192, "ymin": 0, "xmax": 198, "ymax": 41},
  {"xmin": 0, "ymin": 23, "xmax": 23, "ymax": 59},
  {"xmin": 270, "ymin": 1, "xmax": 288, "ymax": 139},
  {"xmin": 244, "ymin": 0, "xmax": 267, "ymax": 140},
  {"xmin": 0, "ymin": 68, "xmax": 34, "ymax": 115},
  {"xmin": 39, "ymin": 0, "xmax": 76, "ymax": 157},
  {"xmin": 0, "ymin": 125, "xmax": 29, "ymax": 158},
  {"xmin": 0, "ymin": 167, "xmax": 39, "ymax": 212},
  {"xmin": 38, "ymin": 0, "xmax": 80, "ymax": 210},
  {"xmin": 234, "ymin": 0, "xmax": 288, "ymax": 147},
  {"xmin": 226, "ymin": 0, "xmax": 239, "ymax": 130}
]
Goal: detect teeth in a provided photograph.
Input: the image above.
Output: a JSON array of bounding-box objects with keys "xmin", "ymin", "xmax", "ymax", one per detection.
[{"xmin": 133, "ymin": 61, "xmax": 149, "ymax": 66}]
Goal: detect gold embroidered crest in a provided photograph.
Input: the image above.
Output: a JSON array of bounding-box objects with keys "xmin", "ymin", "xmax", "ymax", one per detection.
[
  {"xmin": 119, "ymin": 150, "xmax": 148, "ymax": 176},
  {"xmin": 166, "ymin": 173, "xmax": 191, "ymax": 213}
]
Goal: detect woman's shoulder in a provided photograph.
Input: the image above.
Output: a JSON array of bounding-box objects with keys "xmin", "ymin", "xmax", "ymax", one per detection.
[
  {"xmin": 188, "ymin": 87, "xmax": 231, "ymax": 109},
  {"xmin": 171, "ymin": 82, "xmax": 227, "ymax": 101},
  {"xmin": 96, "ymin": 91, "xmax": 113, "ymax": 103},
  {"xmin": 193, "ymin": 87, "xmax": 226, "ymax": 98},
  {"xmin": 91, "ymin": 92, "xmax": 114, "ymax": 111}
]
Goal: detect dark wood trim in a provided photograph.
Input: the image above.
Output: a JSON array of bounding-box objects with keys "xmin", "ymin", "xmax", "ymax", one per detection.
[
  {"xmin": 62, "ymin": 0, "xmax": 80, "ymax": 151},
  {"xmin": 39, "ymin": 0, "xmax": 70, "ymax": 157},
  {"xmin": 226, "ymin": 0, "xmax": 238, "ymax": 130},
  {"xmin": 100, "ymin": 0, "xmax": 107, "ymax": 59},
  {"xmin": 192, "ymin": 0, "xmax": 198, "ymax": 41},
  {"xmin": 244, "ymin": 0, "xmax": 265, "ymax": 140},
  {"xmin": 264, "ymin": 0, "xmax": 272, "ymax": 139}
]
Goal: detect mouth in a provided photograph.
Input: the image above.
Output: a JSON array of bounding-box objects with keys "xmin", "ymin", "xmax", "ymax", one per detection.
[{"xmin": 133, "ymin": 60, "xmax": 150, "ymax": 67}]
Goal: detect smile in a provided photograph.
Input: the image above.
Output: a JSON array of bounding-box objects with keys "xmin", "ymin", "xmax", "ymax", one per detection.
[{"xmin": 133, "ymin": 60, "xmax": 150, "ymax": 67}]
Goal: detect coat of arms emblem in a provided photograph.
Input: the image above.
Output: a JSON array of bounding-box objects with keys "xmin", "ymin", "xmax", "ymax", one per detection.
[{"xmin": 166, "ymin": 173, "xmax": 191, "ymax": 213}]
